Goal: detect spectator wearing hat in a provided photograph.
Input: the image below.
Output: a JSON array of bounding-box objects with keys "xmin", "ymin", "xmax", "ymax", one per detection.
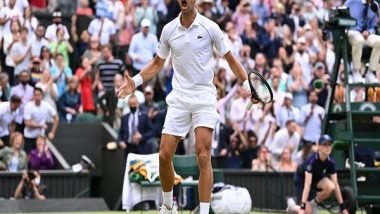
[
  {"xmin": 276, "ymin": 92, "xmax": 300, "ymax": 129},
  {"xmin": 309, "ymin": 62, "xmax": 329, "ymax": 107},
  {"xmin": 346, "ymin": 0, "xmax": 380, "ymax": 83},
  {"xmin": 300, "ymin": 90, "xmax": 325, "ymax": 145},
  {"xmin": 88, "ymin": 11, "xmax": 116, "ymax": 46},
  {"xmin": 294, "ymin": 36, "xmax": 312, "ymax": 83},
  {"xmin": 134, "ymin": 0, "xmax": 158, "ymax": 35},
  {"xmin": 128, "ymin": 18, "xmax": 158, "ymax": 76},
  {"xmin": 45, "ymin": 11, "xmax": 70, "ymax": 42}
]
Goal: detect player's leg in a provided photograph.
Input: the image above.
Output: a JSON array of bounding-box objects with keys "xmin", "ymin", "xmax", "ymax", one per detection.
[
  {"xmin": 315, "ymin": 177, "xmax": 335, "ymax": 202},
  {"xmin": 159, "ymin": 134, "xmax": 181, "ymax": 208},
  {"xmin": 159, "ymin": 92, "xmax": 191, "ymax": 212},
  {"xmin": 194, "ymin": 126, "xmax": 213, "ymax": 214}
]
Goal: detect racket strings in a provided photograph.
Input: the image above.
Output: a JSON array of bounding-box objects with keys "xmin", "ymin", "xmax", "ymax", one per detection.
[{"xmin": 249, "ymin": 76, "xmax": 272, "ymax": 103}]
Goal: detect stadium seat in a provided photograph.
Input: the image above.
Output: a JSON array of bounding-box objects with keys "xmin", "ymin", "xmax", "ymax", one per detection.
[{"xmin": 76, "ymin": 113, "xmax": 102, "ymax": 123}]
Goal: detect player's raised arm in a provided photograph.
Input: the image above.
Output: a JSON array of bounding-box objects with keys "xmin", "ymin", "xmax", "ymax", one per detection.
[{"xmin": 117, "ymin": 55, "xmax": 165, "ymax": 99}]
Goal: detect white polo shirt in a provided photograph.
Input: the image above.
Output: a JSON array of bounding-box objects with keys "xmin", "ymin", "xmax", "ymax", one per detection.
[
  {"xmin": 0, "ymin": 102, "xmax": 18, "ymax": 137},
  {"xmin": 23, "ymin": 100, "xmax": 57, "ymax": 138},
  {"xmin": 157, "ymin": 12, "xmax": 230, "ymax": 95}
]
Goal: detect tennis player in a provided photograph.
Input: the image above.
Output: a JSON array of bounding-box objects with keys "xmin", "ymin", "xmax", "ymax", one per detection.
[{"xmin": 117, "ymin": 0, "xmax": 257, "ymax": 212}]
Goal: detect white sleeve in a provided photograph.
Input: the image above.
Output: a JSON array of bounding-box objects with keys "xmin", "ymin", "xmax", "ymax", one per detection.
[
  {"xmin": 46, "ymin": 102, "xmax": 57, "ymax": 117},
  {"xmin": 88, "ymin": 20, "xmax": 95, "ymax": 35},
  {"xmin": 156, "ymin": 25, "xmax": 170, "ymax": 59},
  {"xmin": 24, "ymin": 103, "xmax": 32, "ymax": 120},
  {"xmin": 210, "ymin": 22, "xmax": 230, "ymax": 56}
]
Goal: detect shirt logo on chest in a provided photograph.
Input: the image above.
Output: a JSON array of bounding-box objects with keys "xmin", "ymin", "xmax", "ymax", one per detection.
[{"xmin": 197, "ymin": 35, "xmax": 203, "ymax": 39}]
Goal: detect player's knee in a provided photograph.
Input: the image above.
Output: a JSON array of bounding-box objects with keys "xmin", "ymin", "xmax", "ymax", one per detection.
[
  {"xmin": 159, "ymin": 150, "xmax": 172, "ymax": 163},
  {"xmin": 197, "ymin": 152, "xmax": 211, "ymax": 169}
]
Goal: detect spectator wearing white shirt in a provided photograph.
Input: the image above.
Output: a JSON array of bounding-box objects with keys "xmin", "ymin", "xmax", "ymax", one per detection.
[
  {"xmin": 271, "ymin": 76, "xmax": 286, "ymax": 116},
  {"xmin": 24, "ymin": 87, "xmax": 59, "ymax": 154},
  {"xmin": 0, "ymin": 0, "xmax": 23, "ymax": 39},
  {"xmin": 294, "ymin": 37, "xmax": 312, "ymax": 83},
  {"xmin": 31, "ymin": 24, "xmax": 49, "ymax": 58},
  {"xmin": 88, "ymin": 14, "xmax": 116, "ymax": 46},
  {"xmin": 4, "ymin": 0, "xmax": 28, "ymax": 15},
  {"xmin": 21, "ymin": 6, "xmax": 37, "ymax": 40},
  {"xmin": 268, "ymin": 119, "xmax": 300, "ymax": 162},
  {"xmin": 229, "ymin": 85, "xmax": 250, "ymax": 131},
  {"xmin": 0, "ymin": 95, "xmax": 21, "ymax": 148},
  {"xmin": 10, "ymin": 27, "xmax": 31, "ymax": 78},
  {"xmin": 300, "ymin": 90, "xmax": 325, "ymax": 144},
  {"xmin": 128, "ymin": 19, "xmax": 158, "ymax": 76},
  {"xmin": 45, "ymin": 11, "xmax": 70, "ymax": 42},
  {"xmin": 3, "ymin": 19, "xmax": 21, "ymax": 86},
  {"xmin": 10, "ymin": 70, "xmax": 34, "ymax": 133},
  {"xmin": 276, "ymin": 93, "xmax": 300, "ymax": 128}
]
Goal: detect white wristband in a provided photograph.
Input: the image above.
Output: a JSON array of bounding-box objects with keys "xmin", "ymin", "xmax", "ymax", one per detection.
[
  {"xmin": 242, "ymin": 79, "xmax": 250, "ymax": 92},
  {"xmin": 132, "ymin": 74, "xmax": 143, "ymax": 88}
]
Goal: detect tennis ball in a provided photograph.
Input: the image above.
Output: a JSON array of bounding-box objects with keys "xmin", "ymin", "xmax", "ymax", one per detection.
[{"xmin": 313, "ymin": 79, "xmax": 325, "ymax": 89}]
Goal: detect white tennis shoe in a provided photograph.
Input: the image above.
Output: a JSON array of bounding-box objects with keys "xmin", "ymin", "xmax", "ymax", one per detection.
[{"xmin": 158, "ymin": 204, "xmax": 178, "ymax": 214}]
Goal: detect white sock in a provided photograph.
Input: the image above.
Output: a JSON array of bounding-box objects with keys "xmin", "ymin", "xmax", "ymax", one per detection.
[
  {"xmin": 162, "ymin": 190, "xmax": 173, "ymax": 208},
  {"xmin": 199, "ymin": 202, "xmax": 210, "ymax": 214}
]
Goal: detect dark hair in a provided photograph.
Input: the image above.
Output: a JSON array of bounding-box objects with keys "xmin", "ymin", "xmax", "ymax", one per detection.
[
  {"xmin": 20, "ymin": 27, "xmax": 28, "ymax": 33},
  {"xmin": 40, "ymin": 46, "xmax": 51, "ymax": 60},
  {"xmin": 101, "ymin": 44, "xmax": 112, "ymax": 51},
  {"xmin": 10, "ymin": 95, "xmax": 21, "ymax": 103},
  {"xmin": 34, "ymin": 87, "xmax": 44, "ymax": 94}
]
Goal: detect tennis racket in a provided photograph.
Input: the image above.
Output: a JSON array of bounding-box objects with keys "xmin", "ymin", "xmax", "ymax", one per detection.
[{"xmin": 246, "ymin": 69, "xmax": 273, "ymax": 110}]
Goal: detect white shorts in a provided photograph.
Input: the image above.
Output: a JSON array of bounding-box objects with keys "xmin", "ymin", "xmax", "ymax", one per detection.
[{"xmin": 162, "ymin": 90, "xmax": 220, "ymax": 138}]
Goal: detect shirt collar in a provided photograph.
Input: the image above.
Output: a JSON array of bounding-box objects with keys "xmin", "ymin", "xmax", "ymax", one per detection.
[
  {"xmin": 177, "ymin": 10, "xmax": 201, "ymax": 29},
  {"xmin": 362, "ymin": 0, "xmax": 367, "ymax": 4}
]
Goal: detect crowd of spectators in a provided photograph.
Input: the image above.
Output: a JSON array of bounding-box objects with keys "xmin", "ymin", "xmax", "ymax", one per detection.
[{"xmin": 0, "ymin": 0, "xmax": 378, "ymax": 174}]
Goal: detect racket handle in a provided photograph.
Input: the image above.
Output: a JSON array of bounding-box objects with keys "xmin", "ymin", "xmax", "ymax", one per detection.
[{"xmin": 246, "ymin": 101, "xmax": 253, "ymax": 110}]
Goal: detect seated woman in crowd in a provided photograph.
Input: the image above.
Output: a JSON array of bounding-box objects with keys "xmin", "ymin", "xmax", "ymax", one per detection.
[
  {"xmin": 0, "ymin": 132, "xmax": 27, "ymax": 172},
  {"xmin": 29, "ymin": 135, "xmax": 54, "ymax": 170},
  {"xmin": 251, "ymin": 145, "xmax": 273, "ymax": 172},
  {"xmin": 276, "ymin": 147, "xmax": 298, "ymax": 172},
  {"xmin": 58, "ymin": 78, "xmax": 81, "ymax": 122}
]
